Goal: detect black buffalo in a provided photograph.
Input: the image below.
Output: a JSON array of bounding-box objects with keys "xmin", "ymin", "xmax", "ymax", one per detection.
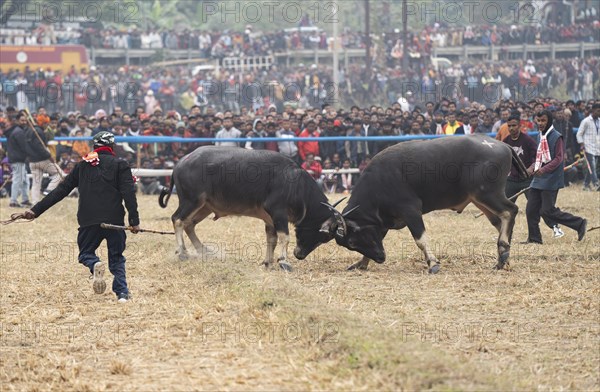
[
  {"xmin": 159, "ymin": 146, "xmax": 337, "ymax": 270},
  {"xmin": 321, "ymin": 136, "xmax": 529, "ymax": 273}
]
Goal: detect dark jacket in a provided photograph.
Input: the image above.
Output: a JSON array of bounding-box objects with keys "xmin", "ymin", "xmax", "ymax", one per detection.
[
  {"xmin": 6, "ymin": 125, "xmax": 28, "ymax": 163},
  {"xmin": 531, "ymin": 128, "xmax": 565, "ymax": 191},
  {"xmin": 25, "ymin": 126, "xmax": 51, "ymax": 163},
  {"xmin": 552, "ymin": 119, "xmax": 576, "ymax": 158},
  {"xmin": 32, "ymin": 150, "xmax": 139, "ymax": 227}
]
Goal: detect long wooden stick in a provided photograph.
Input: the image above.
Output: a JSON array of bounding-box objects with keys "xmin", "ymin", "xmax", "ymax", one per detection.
[
  {"xmin": 582, "ymin": 151, "xmax": 593, "ymax": 174},
  {"xmin": 23, "ymin": 109, "xmax": 65, "ymax": 179},
  {"xmin": 474, "ymin": 157, "xmax": 586, "ymax": 219},
  {"xmin": 564, "ymin": 157, "xmax": 583, "ymax": 171},
  {"xmin": 100, "ymin": 223, "xmax": 175, "ymax": 235},
  {"xmin": 474, "ymin": 186, "xmax": 531, "ymax": 218}
]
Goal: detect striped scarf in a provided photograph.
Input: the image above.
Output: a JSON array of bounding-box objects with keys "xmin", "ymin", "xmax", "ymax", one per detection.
[{"xmin": 534, "ymin": 128, "xmax": 553, "ymax": 172}]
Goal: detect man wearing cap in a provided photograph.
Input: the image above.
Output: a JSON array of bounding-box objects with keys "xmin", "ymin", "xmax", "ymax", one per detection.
[{"xmin": 23, "ymin": 131, "xmax": 140, "ymax": 303}]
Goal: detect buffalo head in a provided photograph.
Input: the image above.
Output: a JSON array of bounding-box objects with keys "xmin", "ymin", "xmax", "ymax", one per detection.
[
  {"xmin": 320, "ymin": 203, "xmax": 386, "ymax": 263},
  {"xmin": 293, "ymin": 225, "xmax": 337, "ymax": 260},
  {"xmin": 293, "ymin": 198, "xmax": 347, "ymax": 260}
]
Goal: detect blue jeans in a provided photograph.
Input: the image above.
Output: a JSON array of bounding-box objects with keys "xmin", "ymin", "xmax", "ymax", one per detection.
[
  {"xmin": 584, "ymin": 152, "xmax": 599, "ymax": 188},
  {"xmin": 10, "ymin": 162, "xmax": 29, "ymax": 204},
  {"xmin": 77, "ymin": 225, "xmax": 129, "ymax": 297}
]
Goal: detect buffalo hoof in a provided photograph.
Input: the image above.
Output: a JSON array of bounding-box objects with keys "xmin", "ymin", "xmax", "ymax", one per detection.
[
  {"xmin": 347, "ymin": 257, "xmax": 370, "ymax": 271},
  {"xmin": 495, "ymin": 252, "xmax": 510, "ymax": 270},
  {"xmin": 347, "ymin": 262, "xmax": 369, "ymax": 271},
  {"xmin": 494, "ymin": 262, "xmax": 511, "ymax": 271},
  {"xmin": 177, "ymin": 252, "xmax": 190, "ymax": 261},
  {"xmin": 279, "ymin": 262, "xmax": 293, "ymax": 272},
  {"xmin": 428, "ymin": 264, "xmax": 441, "ymax": 274}
]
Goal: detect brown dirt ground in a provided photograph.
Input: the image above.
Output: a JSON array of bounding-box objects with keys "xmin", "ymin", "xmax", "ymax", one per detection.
[{"xmin": 0, "ymin": 188, "xmax": 598, "ymax": 391}]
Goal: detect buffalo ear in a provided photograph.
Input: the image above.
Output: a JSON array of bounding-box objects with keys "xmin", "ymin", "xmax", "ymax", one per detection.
[{"xmin": 319, "ymin": 217, "xmax": 338, "ymax": 236}]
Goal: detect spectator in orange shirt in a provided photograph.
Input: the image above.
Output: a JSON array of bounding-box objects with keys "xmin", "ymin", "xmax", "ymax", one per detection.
[
  {"xmin": 72, "ymin": 129, "xmax": 91, "ymax": 157},
  {"xmin": 496, "ymin": 111, "xmax": 528, "ymax": 141}
]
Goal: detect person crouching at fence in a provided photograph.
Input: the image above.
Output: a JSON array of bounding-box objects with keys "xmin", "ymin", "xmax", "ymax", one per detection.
[{"xmin": 22, "ymin": 131, "xmax": 140, "ymax": 303}]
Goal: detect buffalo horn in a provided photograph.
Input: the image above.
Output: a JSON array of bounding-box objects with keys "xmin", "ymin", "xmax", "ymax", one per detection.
[
  {"xmin": 342, "ymin": 205, "xmax": 360, "ymax": 217},
  {"xmin": 320, "ymin": 202, "xmax": 347, "ymax": 238},
  {"xmin": 331, "ymin": 197, "xmax": 347, "ymax": 208}
]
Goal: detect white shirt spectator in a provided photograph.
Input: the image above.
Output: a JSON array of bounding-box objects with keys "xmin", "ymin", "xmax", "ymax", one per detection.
[
  {"xmin": 149, "ymin": 32, "xmax": 162, "ymax": 48},
  {"xmin": 577, "ymin": 114, "xmax": 600, "ymax": 156},
  {"xmin": 215, "ymin": 127, "xmax": 242, "ymax": 147},
  {"xmin": 524, "ymin": 61, "xmax": 536, "ymax": 75},
  {"xmin": 141, "ymin": 33, "xmax": 151, "ymax": 48},
  {"xmin": 199, "ymin": 33, "xmax": 212, "ymax": 50}
]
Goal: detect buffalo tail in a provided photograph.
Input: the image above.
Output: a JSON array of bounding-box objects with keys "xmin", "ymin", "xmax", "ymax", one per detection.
[
  {"xmin": 159, "ymin": 181, "xmax": 174, "ymax": 208},
  {"xmin": 510, "ymin": 147, "xmax": 530, "ymax": 180}
]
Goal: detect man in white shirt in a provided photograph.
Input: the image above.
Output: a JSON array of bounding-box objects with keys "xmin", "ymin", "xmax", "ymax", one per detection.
[
  {"xmin": 69, "ymin": 116, "xmax": 93, "ymax": 137},
  {"xmin": 492, "ymin": 109, "xmax": 510, "ymax": 134},
  {"xmin": 524, "ymin": 59, "xmax": 536, "ymax": 75},
  {"xmin": 276, "ymin": 119, "xmax": 299, "ymax": 164},
  {"xmin": 215, "ymin": 117, "xmax": 242, "ymax": 147},
  {"xmin": 576, "ymin": 103, "xmax": 600, "ymax": 191},
  {"xmin": 199, "ymin": 31, "xmax": 212, "ymax": 57}
]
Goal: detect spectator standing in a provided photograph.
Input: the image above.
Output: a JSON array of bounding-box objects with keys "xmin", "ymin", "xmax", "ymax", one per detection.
[
  {"xmin": 492, "ymin": 109, "xmax": 510, "ymax": 134},
  {"xmin": 442, "ymin": 113, "xmax": 464, "ymax": 135},
  {"xmin": 576, "ymin": 103, "xmax": 600, "ymax": 191},
  {"xmin": 298, "ymin": 120, "xmax": 320, "ymax": 161},
  {"xmin": 215, "ymin": 117, "xmax": 242, "ymax": 147},
  {"xmin": 276, "ymin": 119, "xmax": 300, "ymax": 164},
  {"xmin": 26, "ymin": 121, "xmax": 62, "ymax": 204},
  {"xmin": 6, "ymin": 114, "xmax": 31, "ymax": 207}
]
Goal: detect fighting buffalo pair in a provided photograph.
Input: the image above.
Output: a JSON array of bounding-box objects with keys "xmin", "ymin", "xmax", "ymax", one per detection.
[{"xmin": 159, "ymin": 136, "xmax": 528, "ymax": 273}]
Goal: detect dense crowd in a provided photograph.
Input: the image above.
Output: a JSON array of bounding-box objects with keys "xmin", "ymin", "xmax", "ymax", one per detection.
[
  {"xmin": 1, "ymin": 95, "xmax": 598, "ymax": 201},
  {"xmin": 1, "ymin": 18, "xmax": 599, "ymax": 58},
  {"xmin": 1, "ymin": 56, "xmax": 598, "ymax": 117}
]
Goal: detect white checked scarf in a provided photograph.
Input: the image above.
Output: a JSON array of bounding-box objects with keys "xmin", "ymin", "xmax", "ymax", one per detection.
[{"xmin": 534, "ymin": 128, "xmax": 553, "ymax": 172}]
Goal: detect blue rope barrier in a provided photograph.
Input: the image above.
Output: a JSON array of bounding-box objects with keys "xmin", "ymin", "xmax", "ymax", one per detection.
[{"xmin": 0, "ymin": 132, "xmax": 544, "ymax": 144}]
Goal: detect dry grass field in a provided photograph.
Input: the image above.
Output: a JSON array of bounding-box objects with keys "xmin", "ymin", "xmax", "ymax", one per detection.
[{"xmin": 1, "ymin": 188, "xmax": 598, "ymax": 391}]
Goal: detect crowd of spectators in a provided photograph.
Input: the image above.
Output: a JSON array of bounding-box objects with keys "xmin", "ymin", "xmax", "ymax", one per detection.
[
  {"xmin": 1, "ymin": 23, "xmax": 360, "ymax": 55},
  {"xmin": 1, "ymin": 56, "xmax": 598, "ymax": 118},
  {"xmin": 1, "ymin": 95, "xmax": 598, "ymax": 200},
  {"xmin": 1, "ymin": 17, "xmax": 598, "ymax": 59},
  {"xmin": 391, "ymin": 20, "xmax": 600, "ymax": 54}
]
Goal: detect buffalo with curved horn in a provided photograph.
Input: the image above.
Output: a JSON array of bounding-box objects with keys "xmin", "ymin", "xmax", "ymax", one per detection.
[{"xmin": 319, "ymin": 136, "xmax": 529, "ymax": 273}]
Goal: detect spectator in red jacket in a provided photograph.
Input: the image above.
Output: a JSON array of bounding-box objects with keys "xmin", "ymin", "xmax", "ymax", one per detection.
[
  {"xmin": 298, "ymin": 120, "xmax": 320, "ymax": 161},
  {"xmin": 301, "ymin": 153, "xmax": 324, "ymax": 189}
]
